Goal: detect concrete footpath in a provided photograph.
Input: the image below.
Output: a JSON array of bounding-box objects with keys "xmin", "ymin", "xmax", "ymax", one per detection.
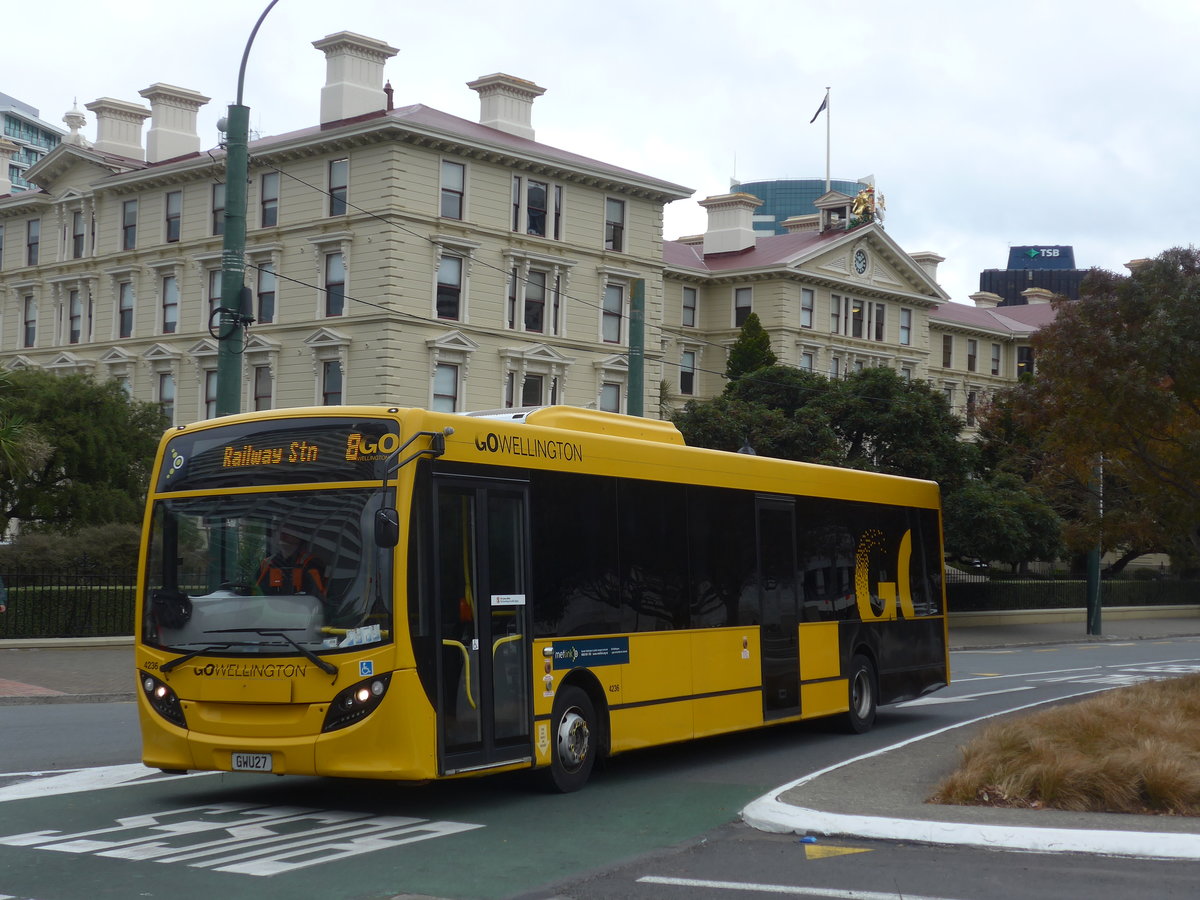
[{"xmin": 3, "ymin": 613, "xmax": 1200, "ymax": 859}]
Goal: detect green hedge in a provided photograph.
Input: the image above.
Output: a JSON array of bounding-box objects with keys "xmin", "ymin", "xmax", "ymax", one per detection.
[{"xmin": 947, "ymin": 579, "xmax": 1200, "ymax": 612}]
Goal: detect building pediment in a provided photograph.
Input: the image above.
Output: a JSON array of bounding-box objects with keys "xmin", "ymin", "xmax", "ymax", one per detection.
[
  {"xmin": 187, "ymin": 338, "xmax": 219, "ymax": 358},
  {"xmin": 499, "ymin": 342, "xmax": 574, "ymax": 365},
  {"xmin": 143, "ymin": 342, "xmax": 182, "ymax": 363},
  {"xmin": 303, "ymin": 327, "xmax": 351, "ymax": 349},
  {"xmin": 25, "ymin": 143, "xmax": 143, "ymax": 195},
  {"xmin": 789, "ymin": 224, "xmax": 948, "ymax": 304},
  {"xmin": 426, "ymin": 330, "xmax": 480, "ymax": 353}
]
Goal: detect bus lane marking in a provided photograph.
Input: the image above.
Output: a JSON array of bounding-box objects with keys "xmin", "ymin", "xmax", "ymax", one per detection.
[
  {"xmin": 637, "ymin": 875, "xmax": 964, "ymax": 899},
  {"xmin": 0, "ymin": 803, "xmax": 484, "ymax": 877}
]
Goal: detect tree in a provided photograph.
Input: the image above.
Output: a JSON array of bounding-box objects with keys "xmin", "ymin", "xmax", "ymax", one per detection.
[
  {"xmin": 1011, "ymin": 247, "xmax": 1200, "ymax": 557},
  {"xmin": 942, "ymin": 474, "xmax": 1062, "ymax": 570},
  {"xmin": 0, "ymin": 370, "xmax": 166, "ymax": 532},
  {"xmin": 725, "ymin": 312, "xmax": 777, "ymax": 381}
]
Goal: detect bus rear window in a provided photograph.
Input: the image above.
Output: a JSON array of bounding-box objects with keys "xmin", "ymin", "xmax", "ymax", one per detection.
[{"xmin": 157, "ymin": 417, "xmax": 401, "ymax": 491}]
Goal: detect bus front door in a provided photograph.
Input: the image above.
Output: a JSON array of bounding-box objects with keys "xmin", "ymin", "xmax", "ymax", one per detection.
[
  {"xmin": 757, "ymin": 498, "xmax": 799, "ymax": 719},
  {"xmin": 434, "ymin": 482, "xmax": 532, "ymax": 775}
]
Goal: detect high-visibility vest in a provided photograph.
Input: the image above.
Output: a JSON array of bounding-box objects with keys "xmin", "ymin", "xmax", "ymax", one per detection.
[{"xmin": 258, "ymin": 551, "xmax": 326, "ymax": 595}]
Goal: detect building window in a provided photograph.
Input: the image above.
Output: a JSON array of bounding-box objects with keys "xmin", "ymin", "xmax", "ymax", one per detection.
[
  {"xmin": 204, "ymin": 370, "xmax": 218, "ymax": 419},
  {"xmin": 161, "ymin": 275, "xmax": 179, "ymax": 334},
  {"xmin": 522, "ymin": 373, "xmax": 545, "ymax": 406},
  {"xmin": 27, "ymin": 218, "xmax": 40, "ymax": 265},
  {"xmin": 122, "ymin": 200, "xmax": 138, "ymax": 250},
  {"xmin": 325, "ymin": 252, "xmax": 345, "ymax": 317},
  {"xmin": 68, "ymin": 290, "xmax": 82, "ymax": 344},
  {"xmin": 436, "ymin": 255, "xmax": 462, "ymax": 320},
  {"xmin": 830, "ymin": 356, "xmax": 841, "ymax": 379},
  {"xmin": 602, "ymin": 283, "xmax": 623, "ymax": 343},
  {"xmin": 966, "ymin": 391, "xmax": 977, "ymax": 427},
  {"xmin": 899, "ymin": 308, "xmax": 912, "ymax": 346},
  {"xmin": 432, "ymin": 363, "xmax": 459, "ymax": 412},
  {"xmin": 800, "ymin": 351, "xmax": 815, "ymax": 372},
  {"xmin": 850, "ymin": 299, "xmax": 864, "ymax": 338},
  {"xmin": 158, "ymin": 373, "xmax": 176, "ymax": 423},
  {"xmin": 211, "ymin": 184, "xmax": 225, "ymax": 236},
  {"xmin": 165, "ymin": 191, "xmax": 182, "ymax": 242},
  {"xmin": 734, "ymin": 287, "xmax": 752, "ymax": 327},
  {"xmin": 991, "ymin": 343, "xmax": 1002, "ymax": 376},
  {"xmin": 328, "ymin": 158, "xmax": 348, "ymax": 216},
  {"xmin": 942, "ymin": 334, "xmax": 953, "ymax": 368},
  {"xmin": 322, "ymin": 359, "xmax": 343, "ymax": 404},
  {"xmin": 682, "ymin": 286, "xmax": 697, "ymax": 327},
  {"xmin": 257, "ymin": 263, "xmax": 276, "ymax": 324},
  {"xmin": 524, "ymin": 270, "xmax": 546, "ymax": 332},
  {"xmin": 71, "ymin": 211, "xmax": 85, "ymax": 258},
  {"xmin": 599, "ymin": 382, "xmax": 621, "ymax": 413},
  {"xmin": 943, "ymin": 385, "xmax": 955, "ymax": 407},
  {"xmin": 0, "ymin": 224, "xmax": 5, "ymax": 270},
  {"xmin": 873, "ymin": 303, "xmax": 886, "ymax": 341},
  {"xmin": 118, "ymin": 282, "xmax": 134, "ymax": 338},
  {"xmin": 800, "ymin": 288, "xmax": 814, "ymax": 328},
  {"xmin": 967, "ymin": 339, "xmax": 977, "ymax": 373},
  {"xmin": 680, "ymin": 350, "xmax": 696, "ymax": 395},
  {"xmin": 260, "ymin": 172, "xmax": 279, "ymax": 227},
  {"xmin": 253, "ymin": 365, "xmax": 273, "ymax": 411},
  {"xmin": 440, "ymin": 160, "xmax": 465, "ymax": 219},
  {"xmin": 1017, "ymin": 346, "xmax": 1035, "ymax": 377},
  {"xmin": 208, "ymin": 270, "xmax": 222, "ymax": 322},
  {"xmin": 526, "ymin": 180, "xmax": 548, "ymax": 236},
  {"xmin": 511, "ymin": 175, "xmax": 560, "ymax": 238},
  {"xmin": 22, "ymin": 295, "xmax": 35, "ymax": 347},
  {"xmin": 830, "ymin": 294, "xmax": 841, "ymax": 334},
  {"xmin": 604, "ymin": 198, "xmax": 625, "ymax": 252},
  {"xmin": 900, "ymin": 366, "xmax": 912, "ymax": 382}
]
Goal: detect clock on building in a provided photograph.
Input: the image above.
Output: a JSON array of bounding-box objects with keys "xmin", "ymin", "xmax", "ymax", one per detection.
[{"xmin": 853, "ymin": 248, "xmax": 868, "ymax": 275}]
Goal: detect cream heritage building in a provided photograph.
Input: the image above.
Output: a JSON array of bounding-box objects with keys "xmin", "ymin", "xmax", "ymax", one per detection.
[{"xmin": 0, "ymin": 30, "xmax": 1042, "ymax": 427}]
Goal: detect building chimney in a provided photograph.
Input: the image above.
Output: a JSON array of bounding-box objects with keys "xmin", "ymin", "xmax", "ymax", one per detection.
[
  {"xmin": 698, "ymin": 192, "xmax": 763, "ymax": 255},
  {"xmin": 0, "ymin": 137, "xmax": 18, "ymax": 194},
  {"xmin": 84, "ymin": 98, "xmax": 151, "ymax": 159},
  {"xmin": 467, "ymin": 74, "xmax": 546, "ymax": 140},
  {"xmin": 910, "ymin": 251, "xmax": 945, "ymax": 282},
  {"xmin": 970, "ymin": 291, "xmax": 1002, "ymax": 309},
  {"xmin": 781, "ymin": 214, "xmax": 820, "ymax": 233},
  {"xmin": 1022, "ymin": 287, "xmax": 1056, "ymax": 305},
  {"xmin": 312, "ymin": 31, "xmax": 399, "ymax": 125},
  {"xmin": 138, "ymin": 83, "xmax": 210, "ymax": 163}
]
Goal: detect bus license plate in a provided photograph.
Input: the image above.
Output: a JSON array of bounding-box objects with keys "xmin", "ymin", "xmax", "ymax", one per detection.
[{"xmin": 231, "ymin": 752, "xmax": 272, "ymax": 772}]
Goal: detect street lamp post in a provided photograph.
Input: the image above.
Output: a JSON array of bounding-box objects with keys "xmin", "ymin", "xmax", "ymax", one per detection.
[{"xmin": 214, "ymin": 0, "xmax": 281, "ymax": 417}]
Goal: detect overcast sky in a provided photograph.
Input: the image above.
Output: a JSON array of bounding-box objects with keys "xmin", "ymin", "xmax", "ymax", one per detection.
[{"xmin": 11, "ymin": 0, "xmax": 1198, "ymax": 302}]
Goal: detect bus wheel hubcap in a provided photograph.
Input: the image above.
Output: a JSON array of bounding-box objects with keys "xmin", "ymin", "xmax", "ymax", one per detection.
[{"xmin": 556, "ymin": 709, "xmax": 589, "ymax": 770}]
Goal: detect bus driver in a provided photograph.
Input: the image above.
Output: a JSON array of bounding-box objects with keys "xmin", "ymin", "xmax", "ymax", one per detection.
[{"xmin": 257, "ymin": 526, "xmax": 327, "ymax": 598}]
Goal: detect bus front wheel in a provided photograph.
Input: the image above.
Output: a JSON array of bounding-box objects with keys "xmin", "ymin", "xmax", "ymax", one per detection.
[
  {"xmin": 843, "ymin": 654, "xmax": 877, "ymax": 734},
  {"xmin": 544, "ymin": 685, "xmax": 598, "ymax": 793}
]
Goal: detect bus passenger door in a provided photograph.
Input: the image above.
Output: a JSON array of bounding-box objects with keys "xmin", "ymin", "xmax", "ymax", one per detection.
[
  {"xmin": 434, "ymin": 482, "xmax": 532, "ymax": 774},
  {"xmin": 757, "ymin": 497, "xmax": 799, "ymax": 719}
]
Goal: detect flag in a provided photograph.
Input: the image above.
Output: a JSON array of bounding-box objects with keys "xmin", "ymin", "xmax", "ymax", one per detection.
[{"xmin": 809, "ymin": 91, "xmax": 828, "ymax": 124}]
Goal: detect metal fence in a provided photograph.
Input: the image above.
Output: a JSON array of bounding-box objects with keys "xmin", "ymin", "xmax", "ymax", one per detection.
[{"xmin": 0, "ymin": 570, "xmax": 135, "ymax": 639}]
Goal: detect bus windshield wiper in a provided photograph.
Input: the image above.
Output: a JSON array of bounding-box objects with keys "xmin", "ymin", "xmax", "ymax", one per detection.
[
  {"xmin": 160, "ymin": 643, "xmax": 234, "ymax": 673},
  {"xmin": 203, "ymin": 628, "xmax": 338, "ymax": 676}
]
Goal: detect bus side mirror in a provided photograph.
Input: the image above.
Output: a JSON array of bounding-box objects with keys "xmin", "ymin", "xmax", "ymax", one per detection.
[{"xmin": 374, "ymin": 508, "xmax": 400, "ymax": 548}]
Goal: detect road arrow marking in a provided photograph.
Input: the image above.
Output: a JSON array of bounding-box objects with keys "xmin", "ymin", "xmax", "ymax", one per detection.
[{"xmin": 895, "ymin": 686, "xmax": 1035, "ymax": 707}]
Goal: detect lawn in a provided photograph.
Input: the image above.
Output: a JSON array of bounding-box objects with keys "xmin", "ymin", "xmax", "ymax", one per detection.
[{"xmin": 930, "ymin": 674, "xmax": 1200, "ymax": 815}]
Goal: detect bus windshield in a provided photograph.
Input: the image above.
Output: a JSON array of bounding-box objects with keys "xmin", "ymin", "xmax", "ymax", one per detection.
[{"xmin": 143, "ymin": 487, "xmax": 393, "ymax": 656}]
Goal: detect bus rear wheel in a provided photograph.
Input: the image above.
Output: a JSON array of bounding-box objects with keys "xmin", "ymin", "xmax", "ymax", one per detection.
[
  {"xmin": 842, "ymin": 654, "xmax": 877, "ymax": 734},
  {"xmin": 544, "ymin": 685, "xmax": 598, "ymax": 793}
]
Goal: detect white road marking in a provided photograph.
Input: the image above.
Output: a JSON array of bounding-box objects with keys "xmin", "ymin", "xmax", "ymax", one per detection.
[
  {"xmin": 895, "ymin": 686, "xmax": 1034, "ymax": 707},
  {"xmin": 0, "ymin": 765, "xmax": 201, "ymax": 803},
  {"xmin": 637, "ymin": 875, "xmax": 965, "ymax": 899}
]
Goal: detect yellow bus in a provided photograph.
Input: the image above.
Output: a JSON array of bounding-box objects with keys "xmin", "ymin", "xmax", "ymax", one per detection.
[{"xmin": 137, "ymin": 405, "xmax": 948, "ymax": 792}]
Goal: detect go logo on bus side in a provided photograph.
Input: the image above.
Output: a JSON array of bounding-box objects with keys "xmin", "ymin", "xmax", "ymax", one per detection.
[
  {"xmin": 345, "ymin": 432, "xmax": 402, "ymax": 461},
  {"xmin": 854, "ymin": 528, "xmax": 917, "ymax": 621}
]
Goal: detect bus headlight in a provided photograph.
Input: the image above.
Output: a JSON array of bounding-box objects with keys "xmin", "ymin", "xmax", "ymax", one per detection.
[
  {"xmin": 140, "ymin": 670, "xmax": 187, "ymax": 729},
  {"xmin": 322, "ymin": 673, "xmax": 392, "ymax": 732}
]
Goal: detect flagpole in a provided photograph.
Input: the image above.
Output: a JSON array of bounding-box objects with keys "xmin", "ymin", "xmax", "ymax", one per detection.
[{"xmin": 824, "ymin": 86, "xmax": 831, "ymax": 193}]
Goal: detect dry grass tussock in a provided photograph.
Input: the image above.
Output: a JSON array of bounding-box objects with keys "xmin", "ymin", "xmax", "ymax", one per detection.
[{"xmin": 930, "ymin": 674, "xmax": 1200, "ymax": 815}]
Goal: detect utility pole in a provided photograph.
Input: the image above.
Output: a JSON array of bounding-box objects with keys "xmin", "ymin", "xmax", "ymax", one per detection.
[
  {"xmin": 627, "ymin": 279, "xmax": 645, "ymax": 417},
  {"xmin": 214, "ymin": 1, "xmax": 281, "ymax": 417}
]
